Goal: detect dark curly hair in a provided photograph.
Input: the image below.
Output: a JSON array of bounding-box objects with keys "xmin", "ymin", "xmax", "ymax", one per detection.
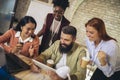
[{"xmin": 52, "ymin": 0, "xmax": 69, "ymax": 10}]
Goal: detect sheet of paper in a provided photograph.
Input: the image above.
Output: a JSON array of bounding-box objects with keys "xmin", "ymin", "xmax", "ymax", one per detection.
[{"xmin": 32, "ymin": 59, "xmax": 56, "ymax": 72}]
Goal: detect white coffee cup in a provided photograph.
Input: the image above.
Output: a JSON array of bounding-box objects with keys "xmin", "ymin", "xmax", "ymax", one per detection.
[
  {"xmin": 81, "ymin": 57, "xmax": 90, "ymax": 68},
  {"xmin": 46, "ymin": 59, "xmax": 54, "ymax": 67},
  {"xmin": 56, "ymin": 66, "xmax": 70, "ymax": 79}
]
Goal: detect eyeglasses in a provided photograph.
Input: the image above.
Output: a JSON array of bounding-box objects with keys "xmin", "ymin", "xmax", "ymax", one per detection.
[{"xmin": 53, "ymin": 10, "xmax": 64, "ymax": 15}]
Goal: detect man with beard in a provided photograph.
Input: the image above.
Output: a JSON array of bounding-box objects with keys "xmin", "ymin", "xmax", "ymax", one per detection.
[{"xmin": 31, "ymin": 26, "xmax": 87, "ymax": 80}]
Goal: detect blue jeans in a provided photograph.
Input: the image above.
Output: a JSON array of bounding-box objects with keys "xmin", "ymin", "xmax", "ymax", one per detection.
[{"xmin": 0, "ymin": 67, "xmax": 15, "ymax": 80}]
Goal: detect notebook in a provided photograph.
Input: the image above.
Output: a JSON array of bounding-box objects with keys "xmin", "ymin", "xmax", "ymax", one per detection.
[{"xmin": 5, "ymin": 54, "xmax": 30, "ymax": 73}]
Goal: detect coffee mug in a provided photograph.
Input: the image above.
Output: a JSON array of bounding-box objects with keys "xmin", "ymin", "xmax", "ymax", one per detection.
[{"xmin": 56, "ymin": 66, "xmax": 70, "ymax": 79}]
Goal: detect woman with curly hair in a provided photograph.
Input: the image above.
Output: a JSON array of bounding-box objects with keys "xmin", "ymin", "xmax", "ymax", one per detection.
[{"xmin": 37, "ymin": 0, "xmax": 70, "ymax": 53}]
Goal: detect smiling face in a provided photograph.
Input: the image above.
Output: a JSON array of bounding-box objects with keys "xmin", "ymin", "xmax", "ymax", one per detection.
[
  {"xmin": 59, "ymin": 32, "xmax": 76, "ymax": 53},
  {"xmin": 21, "ymin": 22, "xmax": 35, "ymax": 39},
  {"xmin": 86, "ymin": 25, "xmax": 100, "ymax": 42},
  {"xmin": 53, "ymin": 6, "xmax": 64, "ymax": 21}
]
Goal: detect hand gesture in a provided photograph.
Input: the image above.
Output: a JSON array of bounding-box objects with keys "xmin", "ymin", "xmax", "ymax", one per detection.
[
  {"xmin": 29, "ymin": 45, "xmax": 34, "ymax": 57},
  {"xmin": 97, "ymin": 51, "xmax": 107, "ymax": 66},
  {"xmin": 11, "ymin": 43, "xmax": 23, "ymax": 54}
]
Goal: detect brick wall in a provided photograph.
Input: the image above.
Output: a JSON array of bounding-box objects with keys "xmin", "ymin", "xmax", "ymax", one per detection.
[
  {"xmin": 14, "ymin": 0, "xmax": 120, "ymax": 46},
  {"xmin": 66, "ymin": 0, "xmax": 120, "ymax": 46}
]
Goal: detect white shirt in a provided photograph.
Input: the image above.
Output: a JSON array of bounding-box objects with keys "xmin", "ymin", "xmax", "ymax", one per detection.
[
  {"xmin": 86, "ymin": 38, "xmax": 120, "ymax": 77},
  {"xmin": 49, "ymin": 18, "xmax": 62, "ymax": 46},
  {"xmin": 56, "ymin": 53, "xmax": 67, "ymax": 69},
  {"xmin": 15, "ymin": 31, "xmax": 33, "ymax": 43},
  {"xmin": 50, "ymin": 18, "xmax": 61, "ymax": 34}
]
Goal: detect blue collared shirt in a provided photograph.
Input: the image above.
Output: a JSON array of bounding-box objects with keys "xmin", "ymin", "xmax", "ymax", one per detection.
[{"xmin": 86, "ymin": 38, "xmax": 120, "ymax": 77}]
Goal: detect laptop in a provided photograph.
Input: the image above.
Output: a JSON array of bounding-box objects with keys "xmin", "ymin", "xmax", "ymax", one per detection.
[{"xmin": 5, "ymin": 54, "xmax": 30, "ymax": 74}]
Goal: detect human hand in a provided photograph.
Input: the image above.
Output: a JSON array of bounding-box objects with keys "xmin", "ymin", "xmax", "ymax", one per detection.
[
  {"xmin": 97, "ymin": 51, "xmax": 107, "ymax": 66},
  {"xmin": 89, "ymin": 60, "xmax": 93, "ymax": 65},
  {"xmin": 30, "ymin": 63, "xmax": 41, "ymax": 73},
  {"xmin": 47, "ymin": 70, "xmax": 64, "ymax": 80},
  {"xmin": 11, "ymin": 43, "xmax": 23, "ymax": 54},
  {"xmin": 80, "ymin": 59, "xmax": 91, "ymax": 65},
  {"xmin": 29, "ymin": 45, "xmax": 34, "ymax": 57}
]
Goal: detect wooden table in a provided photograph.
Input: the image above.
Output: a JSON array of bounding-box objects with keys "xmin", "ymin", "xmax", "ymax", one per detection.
[{"xmin": 14, "ymin": 54, "xmax": 52, "ymax": 80}]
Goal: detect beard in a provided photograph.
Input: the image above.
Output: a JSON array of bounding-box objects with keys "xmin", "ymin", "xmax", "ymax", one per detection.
[{"xmin": 59, "ymin": 42, "xmax": 73, "ymax": 53}]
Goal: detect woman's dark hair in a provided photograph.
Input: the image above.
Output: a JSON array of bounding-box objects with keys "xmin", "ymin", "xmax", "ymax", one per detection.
[
  {"xmin": 14, "ymin": 16, "xmax": 37, "ymax": 31},
  {"xmin": 52, "ymin": 0, "xmax": 69, "ymax": 10},
  {"xmin": 62, "ymin": 25, "xmax": 77, "ymax": 38},
  {"xmin": 85, "ymin": 17, "xmax": 116, "ymax": 41}
]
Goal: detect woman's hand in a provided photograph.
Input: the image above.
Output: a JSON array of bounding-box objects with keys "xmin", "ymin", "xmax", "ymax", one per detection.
[
  {"xmin": 29, "ymin": 45, "xmax": 34, "ymax": 57},
  {"xmin": 11, "ymin": 43, "xmax": 23, "ymax": 54},
  {"xmin": 97, "ymin": 51, "xmax": 107, "ymax": 66}
]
